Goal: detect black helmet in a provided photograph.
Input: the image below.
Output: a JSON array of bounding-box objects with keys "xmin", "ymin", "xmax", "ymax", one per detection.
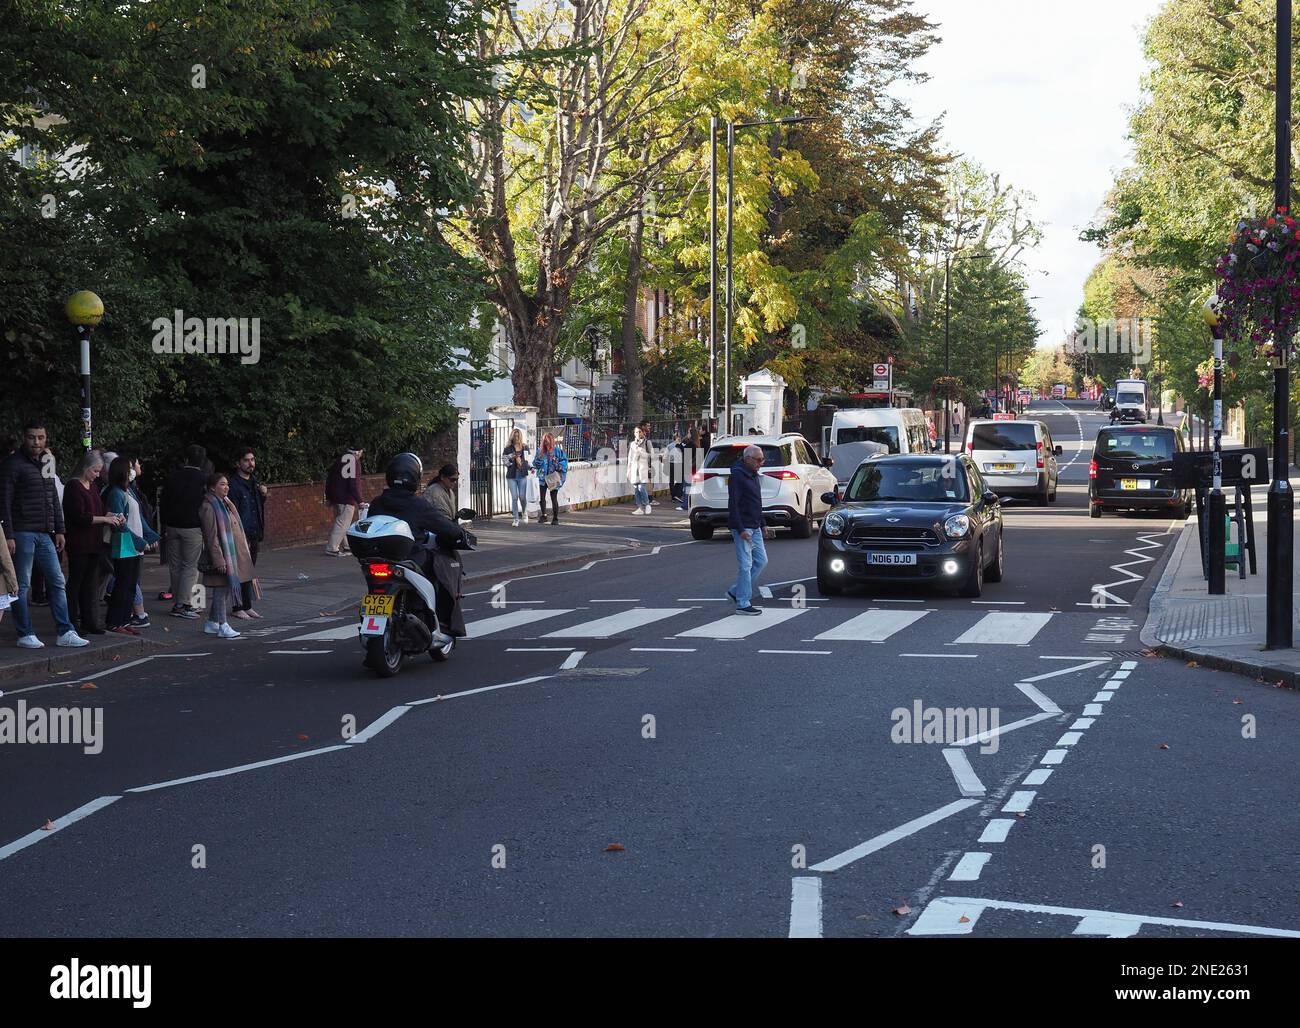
[{"xmin": 385, "ymin": 452, "xmax": 423, "ymax": 492}]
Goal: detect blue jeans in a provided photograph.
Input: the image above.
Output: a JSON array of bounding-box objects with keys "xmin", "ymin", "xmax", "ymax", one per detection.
[
  {"xmin": 633, "ymin": 483, "xmax": 650, "ymax": 507},
  {"xmin": 507, "ymin": 476, "xmax": 528, "ymax": 518},
  {"xmin": 10, "ymin": 531, "xmax": 74, "ymax": 638},
  {"xmin": 730, "ymin": 527, "xmax": 768, "ymax": 608}
]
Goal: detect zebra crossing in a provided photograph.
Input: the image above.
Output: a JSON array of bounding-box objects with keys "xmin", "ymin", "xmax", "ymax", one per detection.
[{"xmin": 278, "ymin": 604, "xmax": 1066, "ymax": 647}]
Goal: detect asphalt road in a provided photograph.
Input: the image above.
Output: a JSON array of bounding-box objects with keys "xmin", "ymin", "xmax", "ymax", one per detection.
[{"xmin": 3, "ymin": 400, "xmax": 1298, "ymax": 939}]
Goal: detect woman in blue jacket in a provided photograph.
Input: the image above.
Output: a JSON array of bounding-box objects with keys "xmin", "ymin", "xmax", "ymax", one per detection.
[
  {"xmin": 533, "ymin": 432, "xmax": 570, "ymax": 525},
  {"xmin": 103, "ymin": 456, "xmax": 159, "ymax": 635}
]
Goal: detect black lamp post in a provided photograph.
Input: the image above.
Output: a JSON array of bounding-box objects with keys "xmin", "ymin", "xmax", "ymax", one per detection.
[{"xmin": 1266, "ymin": 0, "xmax": 1293, "ymax": 647}]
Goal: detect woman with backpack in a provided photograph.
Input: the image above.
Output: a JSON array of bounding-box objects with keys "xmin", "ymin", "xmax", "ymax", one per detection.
[{"xmin": 533, "ymin": 433, "xmax": 570, "ymax": 525}]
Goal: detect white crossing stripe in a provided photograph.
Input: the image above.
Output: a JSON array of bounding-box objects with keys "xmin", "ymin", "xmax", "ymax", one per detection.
[
  {"xmin": 948, "ymin": 852, "xmax": 992, "ymax": 881},
  {"xmin": 466, "ymin": 608, "xmax": 576, "ymax": 638},
  {"xmin": 284, "ymin": 623, "xmax": 359, "ymax": 642},
  {"xmin": 953, "ymin": 612, "xmax": 1054, "ymax": 645},
  {"xmin": 1002, "ymin": 791, "xmax": 1036, "ymax": 814},
  {"xmin": 676, "ymin": 607, "xmax": 809, "ymax": 639},
  {"xmin": 1023, "ymin": 768, "xmax": 1053, "ymax": 786},
  {"xmin": 813, "ymin": 609, "xmax": 929, "ymax": 642},
  {"xmin": 979, "ymin": 819, "xmax": 1016, "ymax": 843},
  {"xmin": 544, "ymin": 608, "xmax": 689, "ymax": 638}
]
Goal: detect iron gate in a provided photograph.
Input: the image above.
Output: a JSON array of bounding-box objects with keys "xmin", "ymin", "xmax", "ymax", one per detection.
[{"xmin": 469, "ymin": 418, "xmax": 515, "ymax": 517}]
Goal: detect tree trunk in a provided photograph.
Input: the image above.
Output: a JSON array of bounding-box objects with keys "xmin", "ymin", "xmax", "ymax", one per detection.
[
  {"xmin": 620, "ymin": 208, "xmax": 646, "ymax": 424},
  {"xmin": 505, "ymin": 302, "xmax": 562, "ymax": 419}
]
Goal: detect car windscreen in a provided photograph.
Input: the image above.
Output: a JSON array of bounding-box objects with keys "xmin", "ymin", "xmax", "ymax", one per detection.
[
  {"xmin": 971, "ymin": 423, "xmax": 1037, "ymax": 451},
  {"xmin": 702, "ymin": 444, "xmax": 785, "ymax": 469},
  {"xmin": 844, "ymin": 460, "xmax": 969, "ymax": 503},
  {"xmin": 1117, "ymin": 391, "xmax": 1145, "ymax": 406},
  {"xmin": 1097, "ymin": 430, "xmax": 1174, "ymax": 461},
  {"xmin": 835, "ymin": 426, "xmax": 900, "ymax": 452}
]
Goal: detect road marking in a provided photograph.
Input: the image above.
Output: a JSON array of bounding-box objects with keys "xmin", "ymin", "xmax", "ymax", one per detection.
[
  {"xmin": 546, "ymin": 608, "xmax": 690, "ymax": 638},
  {"xmin": 1020, "ymin": 659, "xmax": 1109, "ymax": 682},
  {"xmin": 1110, "ymin": 669, "xmax": 1131, "ymax": 679},
  {"xmin": 467, "ymin": 608, "xmax": 576, "ymax": 637},
  {"xmin": 1023, "ymin": 768, "xmax": 1053, "ymax": 785},
  {"xmin": 901, "ymin": 653, "xmax": 978, "ymax": 658},
  {"xmin": 1091, "ymin": 691, "xmax": 1114, "ymax": 702},
  {"xmin": 979, "ymin": 819, "xmax": 1016, "ymax": 843},
  {"xmin": 950, "ymin": 712, "xmax": 1054, "ymax": 748},
  {"xmin": 677, "ymin": 608, "xmax": 809, "ymax": 639},
  {"xmin": 559, "ymin": 650, "xmax": 586, "ymax": 670},
  {"xmin": 758, "ymin": 586, "xmax": 773, "ymax": 599},
  {"xmin": 953, "ymin": 612, "xmax": 1053, "ymax": 645},
  {"xmin": 1083, "ymin": 703, "xmax": 1105, "ymax": 716},
  {"xmin": 942, "ymin": 748, "xmax": 986, "ymax": 797},
  {"xmin": 630, "ymin": 647, "xmax": 696, "ymax": 653},
  {"xmin": 1014, "ymin": 682, "xmax": 1060, "ymax": 714},
  {"xmin": 0, "ymin": 795, "xmax": 121, "ymax": 862},
  {"xmin": 1120, "ymin": 660, "xmax": 1138, "ymax": 670},
  {"xmin": 677, "ymin": 597, "xmax": 731, "ymax": 602},
  {"xmin": 1069, "ymin": 718, "xmax": 1095, "ymax": 730},
  {"xmin": 128, "ymin": 745, "xmax": 351, "ymax": 792},
  {"xmin": 759, "ymin": 649, "xmax": 832, "ymax": 655},
  {"xmin": 1103, "ymin": 680, "xmax": 1123, "ymax": 690},
  {"xmin": 871, "ymin": 597, "xmax": 924, "ymax": 603},
  {"xmin": 268, "ymin": 649, "xmax": 332, "ymax": 654},
  {"xmin": 814, "ymin": 609, "xmax": 928, "ymax": 642},
  {"xmin": 589, "ymin": 599, "xmax": 641, "ymax": 604},
  {"xmin": 507, "ymin": 647, "xmax": 574, "ymax": 652},
  {"xmin": 788, "ymin": 877, "xmax": 823, "ymax": 938},
  {"xmin": 348, "ymin": 705, "xmax": 411, "ymax": 744},
  {"xmin": 1002, "ymin": 790, "xmax": 1036, "ymax": 814},
  {"xmin": 948, "ymin": 852, "xmax": 992, "ymax": 881},
  {"xmin": 1041, "ymin": 749, "xmax": 1068, "ymax": 765},
  {"xmin": 810, "ymin": 799, "xmax": 979, "ymax": 873},
  {"xmin": 1055, "ymin": 731, "xmax": 1083, "ymax": 746},
  {"xmin": 405, "ymin": 675, "xmax": 552, "ymax": 705},
  {"xmin": 971, "ymin": 600, "xmax": 1025, "ymax": 605},
  {"xmin": 283, "ymin": 624, "xmax": 360, "ymax": 642},
  {"xmin": 765, "ymin": 575, "xmax": 815, "ymax": 589},
  {"xmin": 1039, "ymin": 655, "xmax": 1109, "ymax": 660},
  {"xmin": 908, "ymin": 894, "xmax": 1300, "ymax": 939}
]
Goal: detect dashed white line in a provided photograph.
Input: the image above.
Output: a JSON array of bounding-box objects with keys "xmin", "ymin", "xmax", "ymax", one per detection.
[
  {"xmin": 1041, "ymin": 749, "xmax": 1068, "ymax": 765},
  {"xmin": 979, "ymin": 819, "xmax": 1016, "ymax": 843},
  {"xmin": 1055, "ymin": 732, "xmax": 1083, "ymax": 746},
  {"xmin": 1002, "ymin": 791, "xmax": 1036, "ymax": 814},
  {"xmin": 788, "ymin": 877, "xmax": 823, "ymax": 938},
  {"xmin": 559, "ymin": 651, "xmax": 587, "ymax": 670},
  {"xmin": 1022, "ymin": 768, "xmax": 1053, "ymax": 786},
  {"xmin": 948, "ymin": 852, "xmax": 992, "ymax": 881}
]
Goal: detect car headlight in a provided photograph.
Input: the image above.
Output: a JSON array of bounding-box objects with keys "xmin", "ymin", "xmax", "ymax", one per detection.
[
  {"xmin": 823, "ymin": 512, "xmax": 845, "ymax": 537},
  {"xmin": 944, "ymin": 514, "xmax": 971, "ymax": 538}
]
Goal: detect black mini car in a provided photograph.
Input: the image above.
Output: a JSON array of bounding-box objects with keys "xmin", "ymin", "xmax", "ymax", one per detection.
[{"xmin": 816, "ymin": 454, "xmax": 1004, "ymax": 597}]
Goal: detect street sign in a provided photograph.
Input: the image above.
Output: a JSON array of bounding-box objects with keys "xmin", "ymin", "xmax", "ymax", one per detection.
[
  {"xmin": 872, "ymin": 362, "xmax": 891, "ymax": 390},
  {"xmin": 992, "ymin": 412, "xmax": 1015, "ymax": 421},
  {"xmin": 1173, "ymin": 447, "xmax": 1269, "ymax": 490}
]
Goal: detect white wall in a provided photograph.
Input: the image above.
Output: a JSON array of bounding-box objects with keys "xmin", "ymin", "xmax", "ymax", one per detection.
[{"xmin": 554, "ymin": 459, "xmax": 669, "ymax": 508}]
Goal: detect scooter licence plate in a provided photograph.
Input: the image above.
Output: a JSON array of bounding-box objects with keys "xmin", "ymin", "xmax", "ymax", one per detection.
[{"xmin": 361, "ymin": 593, "xmax": 395, "ymax": 616}]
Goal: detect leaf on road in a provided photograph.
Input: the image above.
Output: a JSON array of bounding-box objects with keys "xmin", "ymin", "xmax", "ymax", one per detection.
[
  {"xmin": 1172, "ymin": 900, "xmax": 1184, "ymax": 908},
  {"xmin": 41, "ymin": 820, "xmax": 55, "ymax": 831},
  {"xmin": 892, "ymin": 903, "xmax": 911, "ymax": 916},
  {"xmin": 1185, "ymin": 661, "xmax": 1198, "ymax": 668},
  {"xmin": 79, "ymin": 682, "xmax": 97, "ymax": 690},
  {"xmin": 1016, "ymin": 812, "xmax": 1027, "ymax": 818},
  {"xmin": 1233, "ymin": 698, "xmax": 1244, "ymax": 704},
  {"xmin": 958, "ymin": 915, "xmax": 971, "ymax": 924},
  {"xmin": 297, "ymin": 733, "xmax": 310, "ymax": 741},
  {"xmin": 1141, "ymin": 648, "xmax": 1160, "ymax": 657},
  {"xmin": 605, "ymin": 843, "xmax": 626, "ymax": 852},
  {"xmin": 1158, "ymin": 743, "xmax": 1170, "ymax": 750}
]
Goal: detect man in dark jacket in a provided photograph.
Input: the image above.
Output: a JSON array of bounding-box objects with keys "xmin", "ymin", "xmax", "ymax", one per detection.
[
  {"xmin": 161, "ymin": 444, "xmax": 209, "ymax": 618},
  {"xmin": 725, "ymin": 444, "xmax": 767, "ymax": 615},
  {"xmin": 325, "ymin": 446, "xmax": 364, "ymax": 555},
  {"xmin": 227, "ymin": 447, "xmax": 268, "ymax": 615},
  {"xmin": 0, "ymin": 419, "xmax": 87, "ymax": 648}
]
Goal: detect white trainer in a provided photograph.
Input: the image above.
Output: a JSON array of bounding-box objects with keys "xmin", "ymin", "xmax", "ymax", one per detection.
[
  {"xmin": 632, "ymin": 507, "xmax": 645, "ymax": 515},
  {"xmin": 218, "ymin": 623, "xmax": 241, "ymax": 639},
  {"xmin": 512, "ymin": 519, "xmax": 519, "ymax": 527},
  {"xmin": 56, "ymin": 631, "xmax": 89, "ymax": 648},
  {"xmin": 204, "ymin": 621, "xmax": 221, "ymax": 635},
  {"xmin": 17, "ymin": 635, "xmax": 44, "ymax": 649}
]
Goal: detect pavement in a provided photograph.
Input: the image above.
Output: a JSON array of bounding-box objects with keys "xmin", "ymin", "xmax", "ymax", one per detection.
[
  {"xmin": 1141, "ymin": 488, "xmax": 1300, "ymax": 686},
  {"xmin": 0, "ymin": 495, "xmax": 686, "ymax": 684}
]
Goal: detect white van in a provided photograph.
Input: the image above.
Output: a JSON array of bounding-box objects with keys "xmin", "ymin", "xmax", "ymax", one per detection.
[{"xmin": 824, "ymin": 407, "xmax": 932, "ymax": 487}]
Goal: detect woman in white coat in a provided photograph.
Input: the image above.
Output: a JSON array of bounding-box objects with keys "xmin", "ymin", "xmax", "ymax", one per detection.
[{"xmin": 626, "ymin": 425, "xmax": 654, "ymax": 514}]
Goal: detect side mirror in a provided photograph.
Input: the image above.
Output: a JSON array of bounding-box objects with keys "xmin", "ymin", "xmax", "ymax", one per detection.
[
  {"xmin": 821, "ymin": 456, "xmax": 835, "ymax": 469},
  {"xmin": 820, "ymin": 491, "xmax": 838, "ymax": 505},
  {"xmin": 982, "ymin": 490, "xmax": 999, "ymax": 506},
  {"xmin": 456, "ymin": 507, "xmax": 477, "ymax": 521},
  {"xmin": 1054, "ymin": 445, "xmax": 1063, "ymax": 456}
]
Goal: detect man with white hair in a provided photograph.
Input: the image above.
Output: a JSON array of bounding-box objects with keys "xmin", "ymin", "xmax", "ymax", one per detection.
[{"xmin": 725, "ymin": 443, "xmax": 767, "ymax": 615}]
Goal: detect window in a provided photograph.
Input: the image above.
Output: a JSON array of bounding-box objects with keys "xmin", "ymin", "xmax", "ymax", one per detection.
[
  {"xmin": 844, "ymin": 460, "xmax": 969, "ymax": 503},
  {"xmin": 836, "ymin": 426, "xmax": 900, "ymax": 451},
  {"xmin": 798, "ymin": 440, "xmax": 818, "ymax": 466},
  {"xmin": 972, "ymin": 423, "xmax": 1038, "ymax": 451},
  {"xmin": 703, "ymin": 444, "xmax": 784, "ymax": 469},
  {"xmin": 1099, "ymin": 431, "xmax": 1174, "ymax": 461}
]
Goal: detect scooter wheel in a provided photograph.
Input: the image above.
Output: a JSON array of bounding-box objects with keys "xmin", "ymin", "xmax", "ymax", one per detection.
[
  {"xmin": 366, "ymin": 632, "xmax": 405, "ymax": 677},
  {"xmin": 430, "ymin": 635, "xmax": 456, "ymax": 662}
]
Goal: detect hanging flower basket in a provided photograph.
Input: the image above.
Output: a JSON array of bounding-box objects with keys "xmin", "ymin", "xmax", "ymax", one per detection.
[
  {"xmin": 1214, "ymin": 205, "xmax": 1300, "ymax": 360},
  {"xmin": 933, "ymin": 375, "xmax": 963, "ymax": 401}
]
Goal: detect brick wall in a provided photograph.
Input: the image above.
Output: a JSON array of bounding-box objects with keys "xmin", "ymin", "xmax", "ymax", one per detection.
[{"xmin": 262, "ymin": 472, "xmax": 387, "ymax": 550}]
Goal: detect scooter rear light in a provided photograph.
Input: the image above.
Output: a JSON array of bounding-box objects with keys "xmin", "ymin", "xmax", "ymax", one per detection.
[{"xmin": 368, "ymin": 562, "xmax": 393, "ymax": 579}]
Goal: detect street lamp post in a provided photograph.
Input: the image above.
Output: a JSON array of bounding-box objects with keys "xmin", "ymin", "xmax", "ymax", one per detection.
[
  {"xmin": 711, "ymin": 114, "xmax": 817, "ymax": 434},
  {"xmin": 1266, "ymin": 0, "xmax": 1293, "ymax": 647},
  {"xmin": 65, "ymin": 290, "xmax": 104, "ymax": 450},
  {"xmin": 1206, "ymin": 300, "xmax": 1227, "ymax": 594}
]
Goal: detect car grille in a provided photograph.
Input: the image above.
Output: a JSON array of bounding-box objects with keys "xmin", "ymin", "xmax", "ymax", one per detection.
[
  {"xmin": 846, "ymin": 524, "xmax": 939, "ymax": 547},
  {"xmin": 849, "ymin": 560, "xmax": 937, "ymax": 578}
]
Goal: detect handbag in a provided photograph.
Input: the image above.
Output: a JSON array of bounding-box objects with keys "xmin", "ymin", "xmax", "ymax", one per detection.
[{"xmin": 545, "ymin": 470, "xmax": 562, "ymax": 491}]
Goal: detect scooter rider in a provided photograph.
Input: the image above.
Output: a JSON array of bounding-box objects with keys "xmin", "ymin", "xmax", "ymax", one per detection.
[{"xmin": 366, "ymin": 453, "xmax": 468, "ymax": 636}]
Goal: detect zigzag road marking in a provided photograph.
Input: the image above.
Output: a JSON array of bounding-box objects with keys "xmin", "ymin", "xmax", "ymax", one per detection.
[{"xmin": 1076, "ymin": 531, "xmax": 1165, "ymax": 607}]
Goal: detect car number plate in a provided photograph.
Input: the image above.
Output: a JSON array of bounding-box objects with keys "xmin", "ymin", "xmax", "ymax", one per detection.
[
  {"xmin": 867, "ymin": 552, "xmax": 917, "ymax": 566},
  {"xmin": 1120, "ymin": 478, "xmax": 1152, "ymax": 491},
  {"xmin": 359, "ymin": 614, "xmax": 388, "ymax": 637},
  {"xmin": 361, "ymin": 593, "xmax": 395, "ymax": 616},
  {"xmin": 991, "ymin": 462, "xmax": 1016, "ymax": 472}
]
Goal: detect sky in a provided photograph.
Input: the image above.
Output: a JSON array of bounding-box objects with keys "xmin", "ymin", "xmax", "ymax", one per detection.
[{"xmin": 895, "ymin": 0, "xmax": 1167, "ymax": 347}]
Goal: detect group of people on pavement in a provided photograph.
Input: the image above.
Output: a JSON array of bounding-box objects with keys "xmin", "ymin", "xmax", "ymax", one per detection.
[
  {"xmin": 0, "ymin": 420, "xmax": 269, "ymax": 648},
  {"xmin": 502, "ymin": 428, "xmax": 570, "ymax": 527}
]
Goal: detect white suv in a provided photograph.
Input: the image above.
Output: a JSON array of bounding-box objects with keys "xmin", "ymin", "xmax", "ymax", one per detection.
[
  {"xmin": 688, "ymin": 433, "xmax": 837, "ymax": 540},
  {"xmin": 964, "ymin": 418, "xmax": 1061, "ymax": 504}
]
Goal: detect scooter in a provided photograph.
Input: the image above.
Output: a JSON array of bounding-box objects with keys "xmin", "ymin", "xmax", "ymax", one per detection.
[{"xmin": 346, "ymin": 512, "xmax": 477, "ymax": 678}]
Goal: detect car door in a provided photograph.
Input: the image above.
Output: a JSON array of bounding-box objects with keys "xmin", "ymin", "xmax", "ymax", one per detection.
[{"xmin": 1041, "ymin": 425, "xmax": 1058, "ymax": 487}]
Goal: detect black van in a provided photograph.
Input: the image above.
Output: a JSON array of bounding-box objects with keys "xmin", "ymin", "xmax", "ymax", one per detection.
[{"xmin": 1089, "ymin": 424, "xmax": 1191, "ymax": 518}]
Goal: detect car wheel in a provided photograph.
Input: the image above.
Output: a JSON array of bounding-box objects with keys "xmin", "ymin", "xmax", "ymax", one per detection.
[
  {"xmin": 1038, "ymin": 478, "xmax": 1050, "ymax": 505},
  {"xmin": 985, "ymin": 530, "xmax": 1005, "ymax": 583},
  {"xmin": 790, "ymin": 495, "xmax": 813, "ymax": 538},
  {"xmin": 958, "ymin": 543, "xmax": 984, "ymax": 598},
  {"xmin": 817, "ymin": 567, "xmax": 843, "ymax": 596},
  {"xmin": 690, "ymin": 520, "xmax": 715, "ymax": 541},
  {"xmin": 1089, "ymin": 503, "xmax": 1102, "ymax": 519}
]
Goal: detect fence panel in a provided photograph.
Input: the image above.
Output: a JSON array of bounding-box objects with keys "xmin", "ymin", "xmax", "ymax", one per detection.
[{"xmin": 469, "ymin": 418, "xmax": 516, "ymax": 517}]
